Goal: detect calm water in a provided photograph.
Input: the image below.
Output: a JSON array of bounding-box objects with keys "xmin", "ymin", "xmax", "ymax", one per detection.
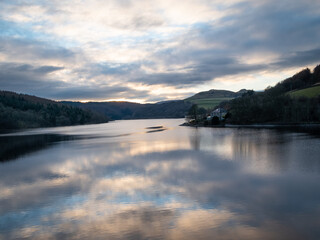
[{"xmin": 0, "ymin": 119, "xmax": 320, "ymax": 240}]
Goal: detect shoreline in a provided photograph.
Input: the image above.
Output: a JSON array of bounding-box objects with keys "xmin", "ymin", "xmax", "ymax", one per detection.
[{"xmin": 180, "ymin": 122, "xmax": 320, "ymax": 131}]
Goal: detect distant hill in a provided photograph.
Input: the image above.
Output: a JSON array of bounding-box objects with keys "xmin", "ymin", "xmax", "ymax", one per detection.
[
  {"xmin": 63, "ymin": 100, "xmax": 192, "ymax": 120},
  {"xmin": 0, "ymin": 91, "xmax": 108, "ymax": 130},
  {"xmin": 63, "ymin": 88, "xmax": 250, "ymax": 119},
  {"xmin": 185, "ymin": 89, "xmax": 248, "ymax": 109},
  {"xmin": 186, "ymin": 89, "xmax": 247, "ymax": 100}
]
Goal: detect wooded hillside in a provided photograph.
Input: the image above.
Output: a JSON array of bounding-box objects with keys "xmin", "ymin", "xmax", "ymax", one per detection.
[
  {"xmin": 63, "ymin": 100, "xmax": 192, "ymax": 120},
  {"xmin": 226, "ymin": 65, "xmax": 320, "ymax": 124},
  {"xmin": 0, "ymin": 91, "xmax": 108, "ymax": 130}
]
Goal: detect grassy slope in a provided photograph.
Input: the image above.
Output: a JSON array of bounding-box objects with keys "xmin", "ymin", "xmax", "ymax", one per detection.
[
  {"xmin": 186, "ymin": 98, "xmax": 233, "ymax": 109},
  {"xmin": 184, "ymin": 89, "xmax": 246, "ymax": 109},
  {"xmin": 288, "ymin": 85, "xmax": 320, "ymax": 98}
]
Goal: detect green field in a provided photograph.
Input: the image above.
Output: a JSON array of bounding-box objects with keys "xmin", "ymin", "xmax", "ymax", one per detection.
[
  {"xmin": 186, "ymin": 98, "xmax": 233, "ymax": 109},
  {"xmin": 288, "ymin": 85, "xmax": 320, "ymax": 98}
]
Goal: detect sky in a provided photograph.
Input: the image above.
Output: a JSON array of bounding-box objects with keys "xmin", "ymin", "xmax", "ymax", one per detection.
[{"xmin": 1, "ymin": 0, "xmax": 320, "ymax": 103}]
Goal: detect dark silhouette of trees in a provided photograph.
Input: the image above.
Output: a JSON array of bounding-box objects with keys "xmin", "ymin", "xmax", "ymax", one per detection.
[
  {"xmin": 187, "ymin": 105, "xmax": 207, "ymax": 123},
  {"xmin": 227, "ymin": 66, "xmax": 320, "ymax": 124},
  {"xmin": 0, "ymin": 91, "xmax": 108, "ymax": 130}
]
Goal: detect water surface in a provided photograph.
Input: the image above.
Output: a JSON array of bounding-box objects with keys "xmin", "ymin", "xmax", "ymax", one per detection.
[{"xmin": 0, "ymin": 119, "xmax": 320, "ymax": 240}]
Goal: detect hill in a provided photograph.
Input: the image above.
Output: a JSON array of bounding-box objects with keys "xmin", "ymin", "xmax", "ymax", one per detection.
[
  {"xmin": 63, "ymin": 100, "xmax": 192, "ymax": 120},
  {"xmin": 186, "ymin": 89, "xmax": 247, "ymax": 100},
  {"xmin": 64, "ymin": 88, "xmax": 252, "ymax": 120},
  {"xmin": 288, "ymin": 85, "xmax": 320, "ymax": 98},
  {"xmin": 0, "ymin": 91, "xmax": 108, "ymax": 130},
  {"xmin": 225, "ymin": 65, "xmax": 320, "ymax": 124},
  {"xmin": 185, "ymin": 89, "xmax": 248, "ymax": 109},
  {"xmin": 185, "ymin": 97, "xmax": 234, "ymax": 109}
]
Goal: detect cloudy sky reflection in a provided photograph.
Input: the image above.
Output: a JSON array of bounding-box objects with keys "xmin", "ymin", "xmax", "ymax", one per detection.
[{"xmin": 0, "ymin": 119, "xmax": 320, "ymax": 239}]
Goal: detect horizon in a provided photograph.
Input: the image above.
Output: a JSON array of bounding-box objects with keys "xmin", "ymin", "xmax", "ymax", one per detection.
[
  {"xmin": 1, "ymin": 87, "xmax": 261, "ymax": 104},
  {"xmin": 1, "ymin": 0, "xmax": 320, "ymax": 103}
]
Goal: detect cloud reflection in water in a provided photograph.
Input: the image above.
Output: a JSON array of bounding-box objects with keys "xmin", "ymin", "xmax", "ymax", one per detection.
[{"xmin": 0, "ymin": 119, "xmax": 320, "ymax": 239}]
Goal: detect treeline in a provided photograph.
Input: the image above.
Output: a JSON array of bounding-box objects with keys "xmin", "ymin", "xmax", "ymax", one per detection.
[
  {"xmin": 226, "ymin": 65, "xmax": 320, "ymax": 124},
  {"xmin": 265, "ymin": 66, "xmax": 320, "ymax": 95},
  {"xmin": 0, "ymin": 91, "xmax": 108, "ymax": 130},
  {"xmin": 63, "ymin": 100, "xmax": 192, "ymax": 120}
]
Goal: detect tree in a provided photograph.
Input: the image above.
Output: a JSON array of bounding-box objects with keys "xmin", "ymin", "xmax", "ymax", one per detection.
[{"xmin": 188, "ymin": 104, "xmax": 199, "ymax": 122}]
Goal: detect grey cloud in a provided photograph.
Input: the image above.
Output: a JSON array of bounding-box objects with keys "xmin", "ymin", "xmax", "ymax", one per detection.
[
  {"xmin": 205, "ymin": 0, "xmax": 320, "ymax": 53},
  {"xmin": 0, "ymin": 62, "xmax": 63, "ymax": 75},
  {"xmin": 0, "ymin": 62, "xmax": 148, "ymax": 100},
  {"xmin": 128, "ymin": 0, "xmax": 320, "ymax": 87},
  {"xmin": 48, "ymin": 86, "xmax": 128, "ymax": 99},
  {"xmin": 111, "ymin": 13, "xmax": 164, "ymax": 30},
  {"xmin": 2, "ymin": 63, "xmax": 64, "ymax": 74},
  {"xmin": 0, "ymin": 62, "xmax": 65, "ymax": 94},
  {"xmin": 35, "ymin": 65, "xmax": 65, "ymax": 73},
  {"xmin": 115, "ymin": 0, "xmax": 133, "ymax": 8},
  {"xmin": 0, "ymin": 37, "xmax": 75, "ymax": 61},
  {"xmin": 49, "ymin": 85, "xmax": 149, "ymax": 100},
  {"xmin": 273, "ymin": 48, "xmax": 320, "ymax": 68},
  {"xmin": 134, "ymin": 58, "xmax": 264, "ymax": 86},
  {"xmin": 93, "ymin": 62, "xmax": 141, "ymax": 76},
  {"xmin": 131, "ymin": 14, "xmax": 164, "ymax": 29}
]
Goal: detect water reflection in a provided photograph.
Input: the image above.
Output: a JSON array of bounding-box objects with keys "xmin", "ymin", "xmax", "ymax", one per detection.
[
  {"xmin": 0, "ymin": 134, "xmax": 78, "ymax": 162},
  {"xmin": 189, "ymin": 128, "xmax": 201, "ymax": 150},
  {"xmin": 0, "ymin": 119, "xmax": 320, "ymax": 240}
]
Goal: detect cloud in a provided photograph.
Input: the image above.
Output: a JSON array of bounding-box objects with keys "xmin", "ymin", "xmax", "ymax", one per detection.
[
  {"xmin": 273, "ymin": 48, "xmax": 320, "ymax": 68},
  {"xmin": 89, "ymin": 62, "xmax": 141, "ymax": 76},
  {"xmin": 0, "ymin": 37, "xmax": 76, "ymax": 63},
  {"xmin": 111, "ymin": 13, "xmax": 165, "ymax": 30},
  {"xmin": 134, "ymin": 57, "xmax": 265, "ymax": 86},
  {"xmin": 0, "ymin": 62, "xmax": 64, "ymax": 92},
  {"xmin": 1, "ymin": 0, "xmax": 320, "ymax": 100},
  {"xmin": 49, "ymin": 85, "xmax": 149, "ymax": 100},
  {"xmin": 34, "ymin": 65, "xmax": 65, "ymax": 73},
  {"xmin": 0, "ymin": 62, "xmax": 148, "ymax": 100}
]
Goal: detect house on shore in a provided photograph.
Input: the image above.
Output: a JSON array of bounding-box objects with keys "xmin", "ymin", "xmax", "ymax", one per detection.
[{"xmin": 208, "ymin": 108, "xmax": 227, "ymax": 121}]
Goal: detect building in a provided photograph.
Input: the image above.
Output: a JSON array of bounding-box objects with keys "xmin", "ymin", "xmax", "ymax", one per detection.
[{"xmin": 210, "ymin": 108, "xmax": 227, "ymax": 120}]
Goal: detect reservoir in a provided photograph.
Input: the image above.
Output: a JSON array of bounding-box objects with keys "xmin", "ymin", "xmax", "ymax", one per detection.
[{"xmin": 0, "ymin": 119, "xmax": 320, "ymax": 239}]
